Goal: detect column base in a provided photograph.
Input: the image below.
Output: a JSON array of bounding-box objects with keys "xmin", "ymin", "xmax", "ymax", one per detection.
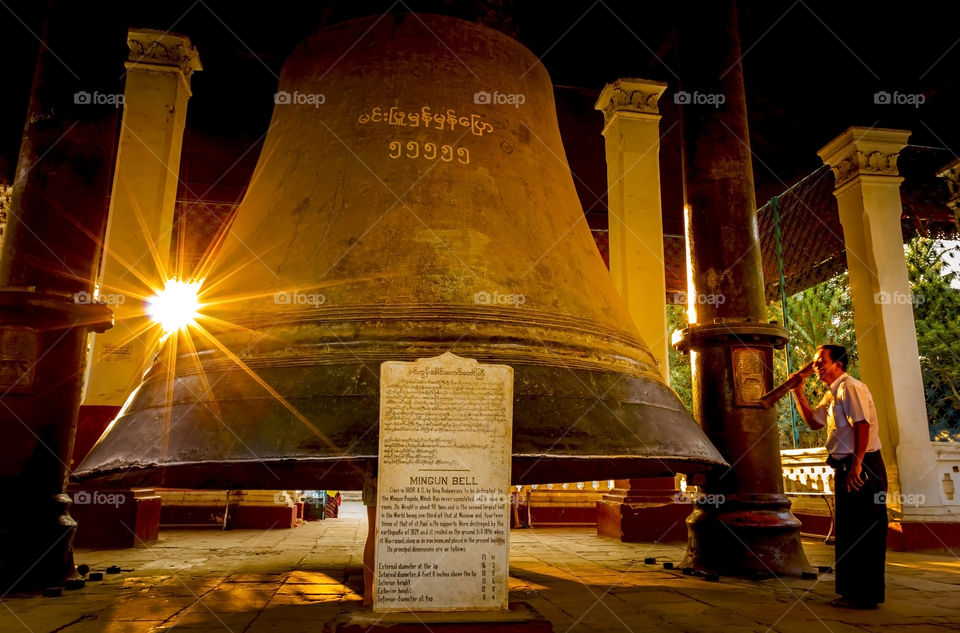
[
  {"xmin": 70, "ymin": 488, "xmax": 161, "ymax": 549},
  {"xmin": 887, "ymin": 519, "xmax": 960, "ymax": 551},
  {"xmin": 596, "ymin": 477, "xmax": 688, "ymax": 542},
  {"xmin": 596, "ymin": 500, "xmax": 691, "ymax": 542},
  {"xmin": 682, "ymin": 495, "xmax": 814, "ymax": 577}
]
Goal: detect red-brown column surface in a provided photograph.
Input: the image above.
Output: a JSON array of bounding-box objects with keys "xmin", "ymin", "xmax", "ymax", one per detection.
[
  {"xmin": 674, "ymin": 0, "xmax": 813, "ymax": 576},
  {"xmin": 0, "ymin": 0, "xmax": 126, "ymax": 592}
]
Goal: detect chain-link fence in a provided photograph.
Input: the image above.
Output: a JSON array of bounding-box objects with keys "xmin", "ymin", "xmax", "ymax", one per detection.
[
  {"xmin": 169, "ymin": 199, "xmax": 239, "ymax": 280},
  {"xmin": 900, "ymin": 146, "xmax": 960, "ymax": 441},
  {"xmin": 666, "ymin": 145, "xmax": 960, "ymax": 447},
  {"xmin": 757, "ymin": 165, "xmax": 853, "ymax": 449}
]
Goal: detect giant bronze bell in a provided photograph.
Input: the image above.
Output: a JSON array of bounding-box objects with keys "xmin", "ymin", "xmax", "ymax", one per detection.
[{"xmin": 74, "ymin": 13, "xmax": 726, "ymax": 489}]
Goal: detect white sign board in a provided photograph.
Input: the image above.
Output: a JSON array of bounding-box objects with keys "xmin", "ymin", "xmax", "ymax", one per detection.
[{"xmin": 375, "ymin": 352, "xmax": 512, "ymax": 611}]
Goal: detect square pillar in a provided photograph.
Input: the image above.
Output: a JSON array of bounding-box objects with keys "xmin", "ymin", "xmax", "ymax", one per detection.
[
  {"xmin": 595, "ymin": 80, "xmax": 683, "ymax": 541},
  {"xmin": 819, "ymin": 127, "xmax": 943, "ymax": 520},
  {"xmin": 82, "ymin": 30, "xmax": 201, "ymax": 411},
  {"xmin": 595, "ymin": 79, "xmax": 669, "ymax": 378}
]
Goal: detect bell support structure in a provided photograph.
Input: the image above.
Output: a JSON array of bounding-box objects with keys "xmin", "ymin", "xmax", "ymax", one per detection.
[
  {"xmin": 0, "ymin": 0, "xmax": 125, "ymax": 592},
  {"xmin": 673, "ymin": 0, "xmax": 814, "ymax": 576}
]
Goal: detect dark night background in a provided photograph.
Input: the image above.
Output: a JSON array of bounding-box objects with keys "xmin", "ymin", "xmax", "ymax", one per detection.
[{"xmin": 1, "ymin": 1, "xmax": 957, "ymax": 235}]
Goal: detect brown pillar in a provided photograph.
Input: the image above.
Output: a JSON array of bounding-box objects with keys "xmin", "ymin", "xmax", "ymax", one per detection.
[
  {"xmin": 0, "ymin": 1, "xmax": 126, "ymax": 592},
  {"xmin": 673, "ymin": 0, "xmax": 812, "ymax": 576},
  {"xmin": 597, "ymin": 478, "xmax": 689, "ymax": 543}
]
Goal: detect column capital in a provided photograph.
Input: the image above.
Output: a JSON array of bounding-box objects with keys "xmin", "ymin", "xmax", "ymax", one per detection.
[
  {"xmin": 818, "ymin": 126, "xmax": 911, "ymax": 192},
  {"xmin": 595, "ymin": 78, "xmax": 668, "ymax": 131},
  {"xmin": 126, "ymin": 29, "xmax": 202, "ymax": 92}
]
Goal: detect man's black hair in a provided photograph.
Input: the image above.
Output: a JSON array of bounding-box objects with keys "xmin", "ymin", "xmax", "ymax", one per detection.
[{"xmin": 817, "ymin": 344, "xmax": 848, "ymax": 370}]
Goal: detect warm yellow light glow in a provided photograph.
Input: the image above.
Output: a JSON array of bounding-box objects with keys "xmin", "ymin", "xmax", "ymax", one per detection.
[
  {"xmin": 671, "ymin": 328, "xmax": 684, "ymax": 347},
  {"xmin": 147, "ymin": 278, "xmax": 203, "ymax": 333},
  {"xmin": 682, "ymin": 204, "xmax": 697, "ymax": 324}
]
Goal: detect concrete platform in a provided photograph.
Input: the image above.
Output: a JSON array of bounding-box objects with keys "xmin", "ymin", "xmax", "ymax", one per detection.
[{"xmin": 2, "ymin": 508, "xmax": 959, "ymax": 632}]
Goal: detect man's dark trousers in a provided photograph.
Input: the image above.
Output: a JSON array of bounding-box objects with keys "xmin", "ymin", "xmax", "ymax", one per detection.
[{"xmin": 832, "ymin": 450, "xmax": 888, "ymax": 605}]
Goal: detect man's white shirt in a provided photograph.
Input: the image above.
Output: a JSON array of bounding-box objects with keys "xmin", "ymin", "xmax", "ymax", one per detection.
[{"xmin": 811, "ymin": 372, "xmax": 882, "ymax": 457}]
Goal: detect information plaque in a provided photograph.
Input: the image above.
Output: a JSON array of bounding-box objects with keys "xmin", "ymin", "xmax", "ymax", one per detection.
[{"xmin": 375, "ymin": 352, "xmax": 512, "ymax": 612}]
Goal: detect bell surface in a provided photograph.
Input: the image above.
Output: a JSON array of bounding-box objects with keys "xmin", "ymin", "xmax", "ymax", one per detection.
[{"xmin": 74, "ymin": 13, "xmax": 726, "ymax": 489}]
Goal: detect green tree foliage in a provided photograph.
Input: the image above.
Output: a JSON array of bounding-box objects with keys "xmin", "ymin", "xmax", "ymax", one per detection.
[
  {"xmin": 667, "ymin": 304, "xmax": 693, "ymax": 413},
  {"xmin": 773, "ymin": 273, "xmax": 858, "ymax": 448},
  {"xmin": 906, "ymin": 237, "xmax": 960, "ymax": 440}
]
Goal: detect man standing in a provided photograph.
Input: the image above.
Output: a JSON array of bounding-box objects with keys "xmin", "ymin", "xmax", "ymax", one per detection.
[{"xmin": 791, "ymin": 344, "xmax": 887, "ymax": 609}]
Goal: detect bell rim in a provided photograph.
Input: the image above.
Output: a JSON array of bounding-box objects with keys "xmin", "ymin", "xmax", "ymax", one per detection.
[{"xmin": 72, "ymin": 454, "xmax": 728, "ymax": 490}]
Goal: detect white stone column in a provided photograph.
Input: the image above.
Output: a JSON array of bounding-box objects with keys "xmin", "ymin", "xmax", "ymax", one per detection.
[
  {"xmin": 595, "ymin": 79, "xmax": 669, "ymax": 379},
  {"xmin": 819, "ymin": 127, "xmax": 943, "ymax": 520},
  {"xmin": 83, "ymin": 30, "xmax": 201, "ymax": 406}
]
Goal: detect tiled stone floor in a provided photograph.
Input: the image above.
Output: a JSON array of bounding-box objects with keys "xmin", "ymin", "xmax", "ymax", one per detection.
[{"xmin": 2, "ymin": 504, "xmax": 959, "ymax": 632}]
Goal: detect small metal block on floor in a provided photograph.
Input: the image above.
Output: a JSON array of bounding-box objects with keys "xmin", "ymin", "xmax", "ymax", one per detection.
[
  {"xmin": 644, "ymin": 557, "xmax": 656, "ymax": 564},
  {"xmin": 88, "ymin": 572, "xmax": 104, "ymax": 581},
  {"xmin": 106, "ymin": 565, "xmax": 121, "ymax": 574},
  {"xmin": 41, "ymin": 587, "xmax": 62, "ymax": 597},
  {"xmin": 662, "ymin": 562, "xmax": 674, "ymax": 569},
  {"xmin": 337, "ymin": 601, "xmax": 553, "ymax": 633},
  {"xmin": 64, "ymin": 579, "xmax": 85, "ymax": 590}
]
